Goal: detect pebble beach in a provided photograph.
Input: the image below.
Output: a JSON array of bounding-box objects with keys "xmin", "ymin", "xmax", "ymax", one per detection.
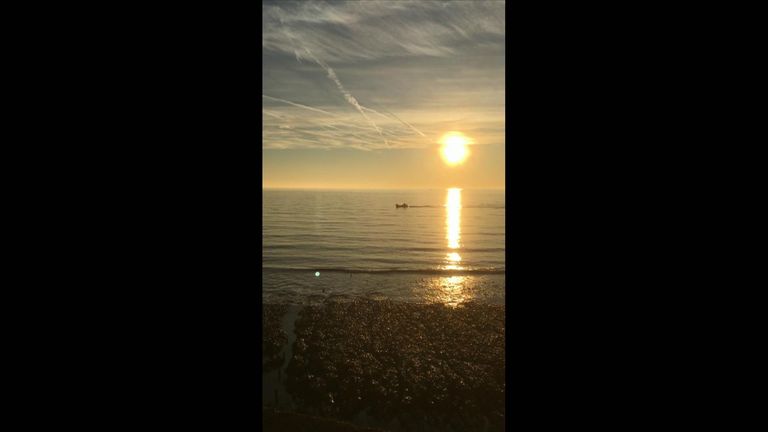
[{"xmin": 263, "ymin": 299, "xmax": 505, "ymax": 432}]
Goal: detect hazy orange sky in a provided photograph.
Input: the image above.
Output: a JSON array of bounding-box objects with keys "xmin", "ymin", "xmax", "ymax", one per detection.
[{"xmin": 262, "ymin": 1, "xmax": 505, "ymax": 189}]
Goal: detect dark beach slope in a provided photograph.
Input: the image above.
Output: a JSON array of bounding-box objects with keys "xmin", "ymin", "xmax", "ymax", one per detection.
[
  {"xmin": 263, "ymin": 304, "xmax": 288, "ymax": 372},
  {"xmin": 263, "ymin": 408, "xmax": 385, "ymax": 432},
  {"xmin": 263, "ymin": 299, "xmax": 505, "ymax": 432}
]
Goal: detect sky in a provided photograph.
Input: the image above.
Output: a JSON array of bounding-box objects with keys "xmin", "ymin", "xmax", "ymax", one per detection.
[{"xmin": 263, "ymin": 0, "xmax": 505, "ymax": 189}]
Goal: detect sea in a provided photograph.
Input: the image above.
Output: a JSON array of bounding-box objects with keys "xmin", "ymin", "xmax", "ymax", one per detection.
[{"xmin": 262, "ymin": 188, "xmax": 505, "ymax": 306}]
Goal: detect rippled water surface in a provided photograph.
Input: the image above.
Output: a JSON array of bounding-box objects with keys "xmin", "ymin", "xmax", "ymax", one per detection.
[{"xmin": 263, "ymin": 189, "xmax": 505, "ymax": 305}]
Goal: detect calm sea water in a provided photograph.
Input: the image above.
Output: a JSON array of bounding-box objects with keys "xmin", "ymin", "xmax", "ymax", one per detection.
[{"xmin": 262, "ymin": 189, "xmax": 505, "ymax": 305}]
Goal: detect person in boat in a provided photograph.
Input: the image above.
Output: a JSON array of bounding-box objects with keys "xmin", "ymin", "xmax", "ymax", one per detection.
[{"xmin": 395, "ymin": 203, "xmax": 409, "ymax": 208}]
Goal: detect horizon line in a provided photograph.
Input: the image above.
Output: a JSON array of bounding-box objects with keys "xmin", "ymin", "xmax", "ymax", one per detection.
[{"xmin": 263, "ymin": 186, "xmax": 506, "ymax": 191}]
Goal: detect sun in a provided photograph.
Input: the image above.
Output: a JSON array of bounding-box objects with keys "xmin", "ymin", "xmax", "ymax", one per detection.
[{"xmin": 440, "ymin": 131, "xmax": 471, "ymax": 166}]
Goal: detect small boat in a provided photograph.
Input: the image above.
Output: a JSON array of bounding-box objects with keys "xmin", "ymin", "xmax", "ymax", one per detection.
[{"xmin": 395, "ymin": 203, "xmax": 409, "ymax": 208}]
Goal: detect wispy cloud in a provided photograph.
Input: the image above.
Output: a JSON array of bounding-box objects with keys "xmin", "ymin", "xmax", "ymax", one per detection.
[
  {"xmin": 263, "ymin": 1, "xmax": 505, "ymax": 63},
  {"xmin": 262, "ymin": 0, "xmax": 505, "ymax": 151}
]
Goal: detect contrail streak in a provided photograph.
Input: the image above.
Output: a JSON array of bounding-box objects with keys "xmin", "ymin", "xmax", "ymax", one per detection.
[
  {"xmin": 293, "ymin": 129, "xmax": 348, "ymax": 140},
  {"xmin": 262, "ymin": 95, "xmax": 336, "ymax": 117},
  {"xmin": 303, "ymin": 48, "xmax": 386, "ymax": 145},
  {"xmin": 276, "ymin": 24, "xmax": 421, "ymax": 150},
  {"xmin": 381, "ymin": 109, "xmax": 426, "ymax": 137},
  {"xmin": 262, "ymin": 109, "xmax": 289, "ymax": 120},
  {"xmin": 360, "ymin": 106, "xmax": 391, "ymax": 121},
  {"xmin": 363, "ymin": 106, "xmax": 426, "ymax": 137}
]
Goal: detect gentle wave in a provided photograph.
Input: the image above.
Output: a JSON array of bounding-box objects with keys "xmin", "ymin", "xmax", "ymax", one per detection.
[
  {"xmin": 262, "ymin": 266, "xmax": 505, "ymax": 275},
  {"xmin": 264, "ymin": 205, "xmax": 504, "ymax": 209},
  {"xmin": 264, "ymin": 244, "xmax": 505, "ymax": 253},
  {"xmin": 263, "ymin": 189, "xmax": 505, "ymax": 304}
]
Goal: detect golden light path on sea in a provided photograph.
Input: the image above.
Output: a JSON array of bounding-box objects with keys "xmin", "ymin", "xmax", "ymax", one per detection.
[
  {"xmin": 431, "ymin": 188, "xmax": 470, "ymax": 307},
  {"xmin": 446, "ymin": 188, "xmax": 462, "ymax": 253}
]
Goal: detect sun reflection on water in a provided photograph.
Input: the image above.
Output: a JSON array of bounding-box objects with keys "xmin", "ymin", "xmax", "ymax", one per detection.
[
  {"xmin": 435, "ymin": 188, "xmax": 471, "ymax": 306},
  {"xmin": 436, "ymin": 275, "xmax": 469, "ymax": 307},
  {"xmin": 446, "ymin": 188, "xmax": 461, "ymax": 253}
]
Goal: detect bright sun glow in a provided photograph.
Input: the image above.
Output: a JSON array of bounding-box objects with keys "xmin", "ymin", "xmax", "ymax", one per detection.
[{"xmin": 439, "ymin": 132, "xmax": 471, "ymax": 165}]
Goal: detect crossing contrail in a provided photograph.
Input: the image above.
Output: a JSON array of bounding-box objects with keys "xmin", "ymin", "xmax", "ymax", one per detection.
[
  {"xmin": 381, "ymin": 109, "xmax": 426, "ymax": 137},
  {"xmin": 302, "ymin": 48, "xmax": 386, "ymax": 145},
  {"xmin": 262, "ymin": 95, "xmax": 336, "ymax": 117},
  {"xmin": 262, "ymin": 109, "xmax": 289, "ymax": 120},
  {"xmin": 362, "ymin": 106, "xmax": 426, "ymax": 137}
]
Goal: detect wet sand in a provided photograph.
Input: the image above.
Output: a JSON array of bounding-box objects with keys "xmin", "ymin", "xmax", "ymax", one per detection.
[{"xmin": 263, "ymin": 299, "xmax": 505, "ymax": 432}]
